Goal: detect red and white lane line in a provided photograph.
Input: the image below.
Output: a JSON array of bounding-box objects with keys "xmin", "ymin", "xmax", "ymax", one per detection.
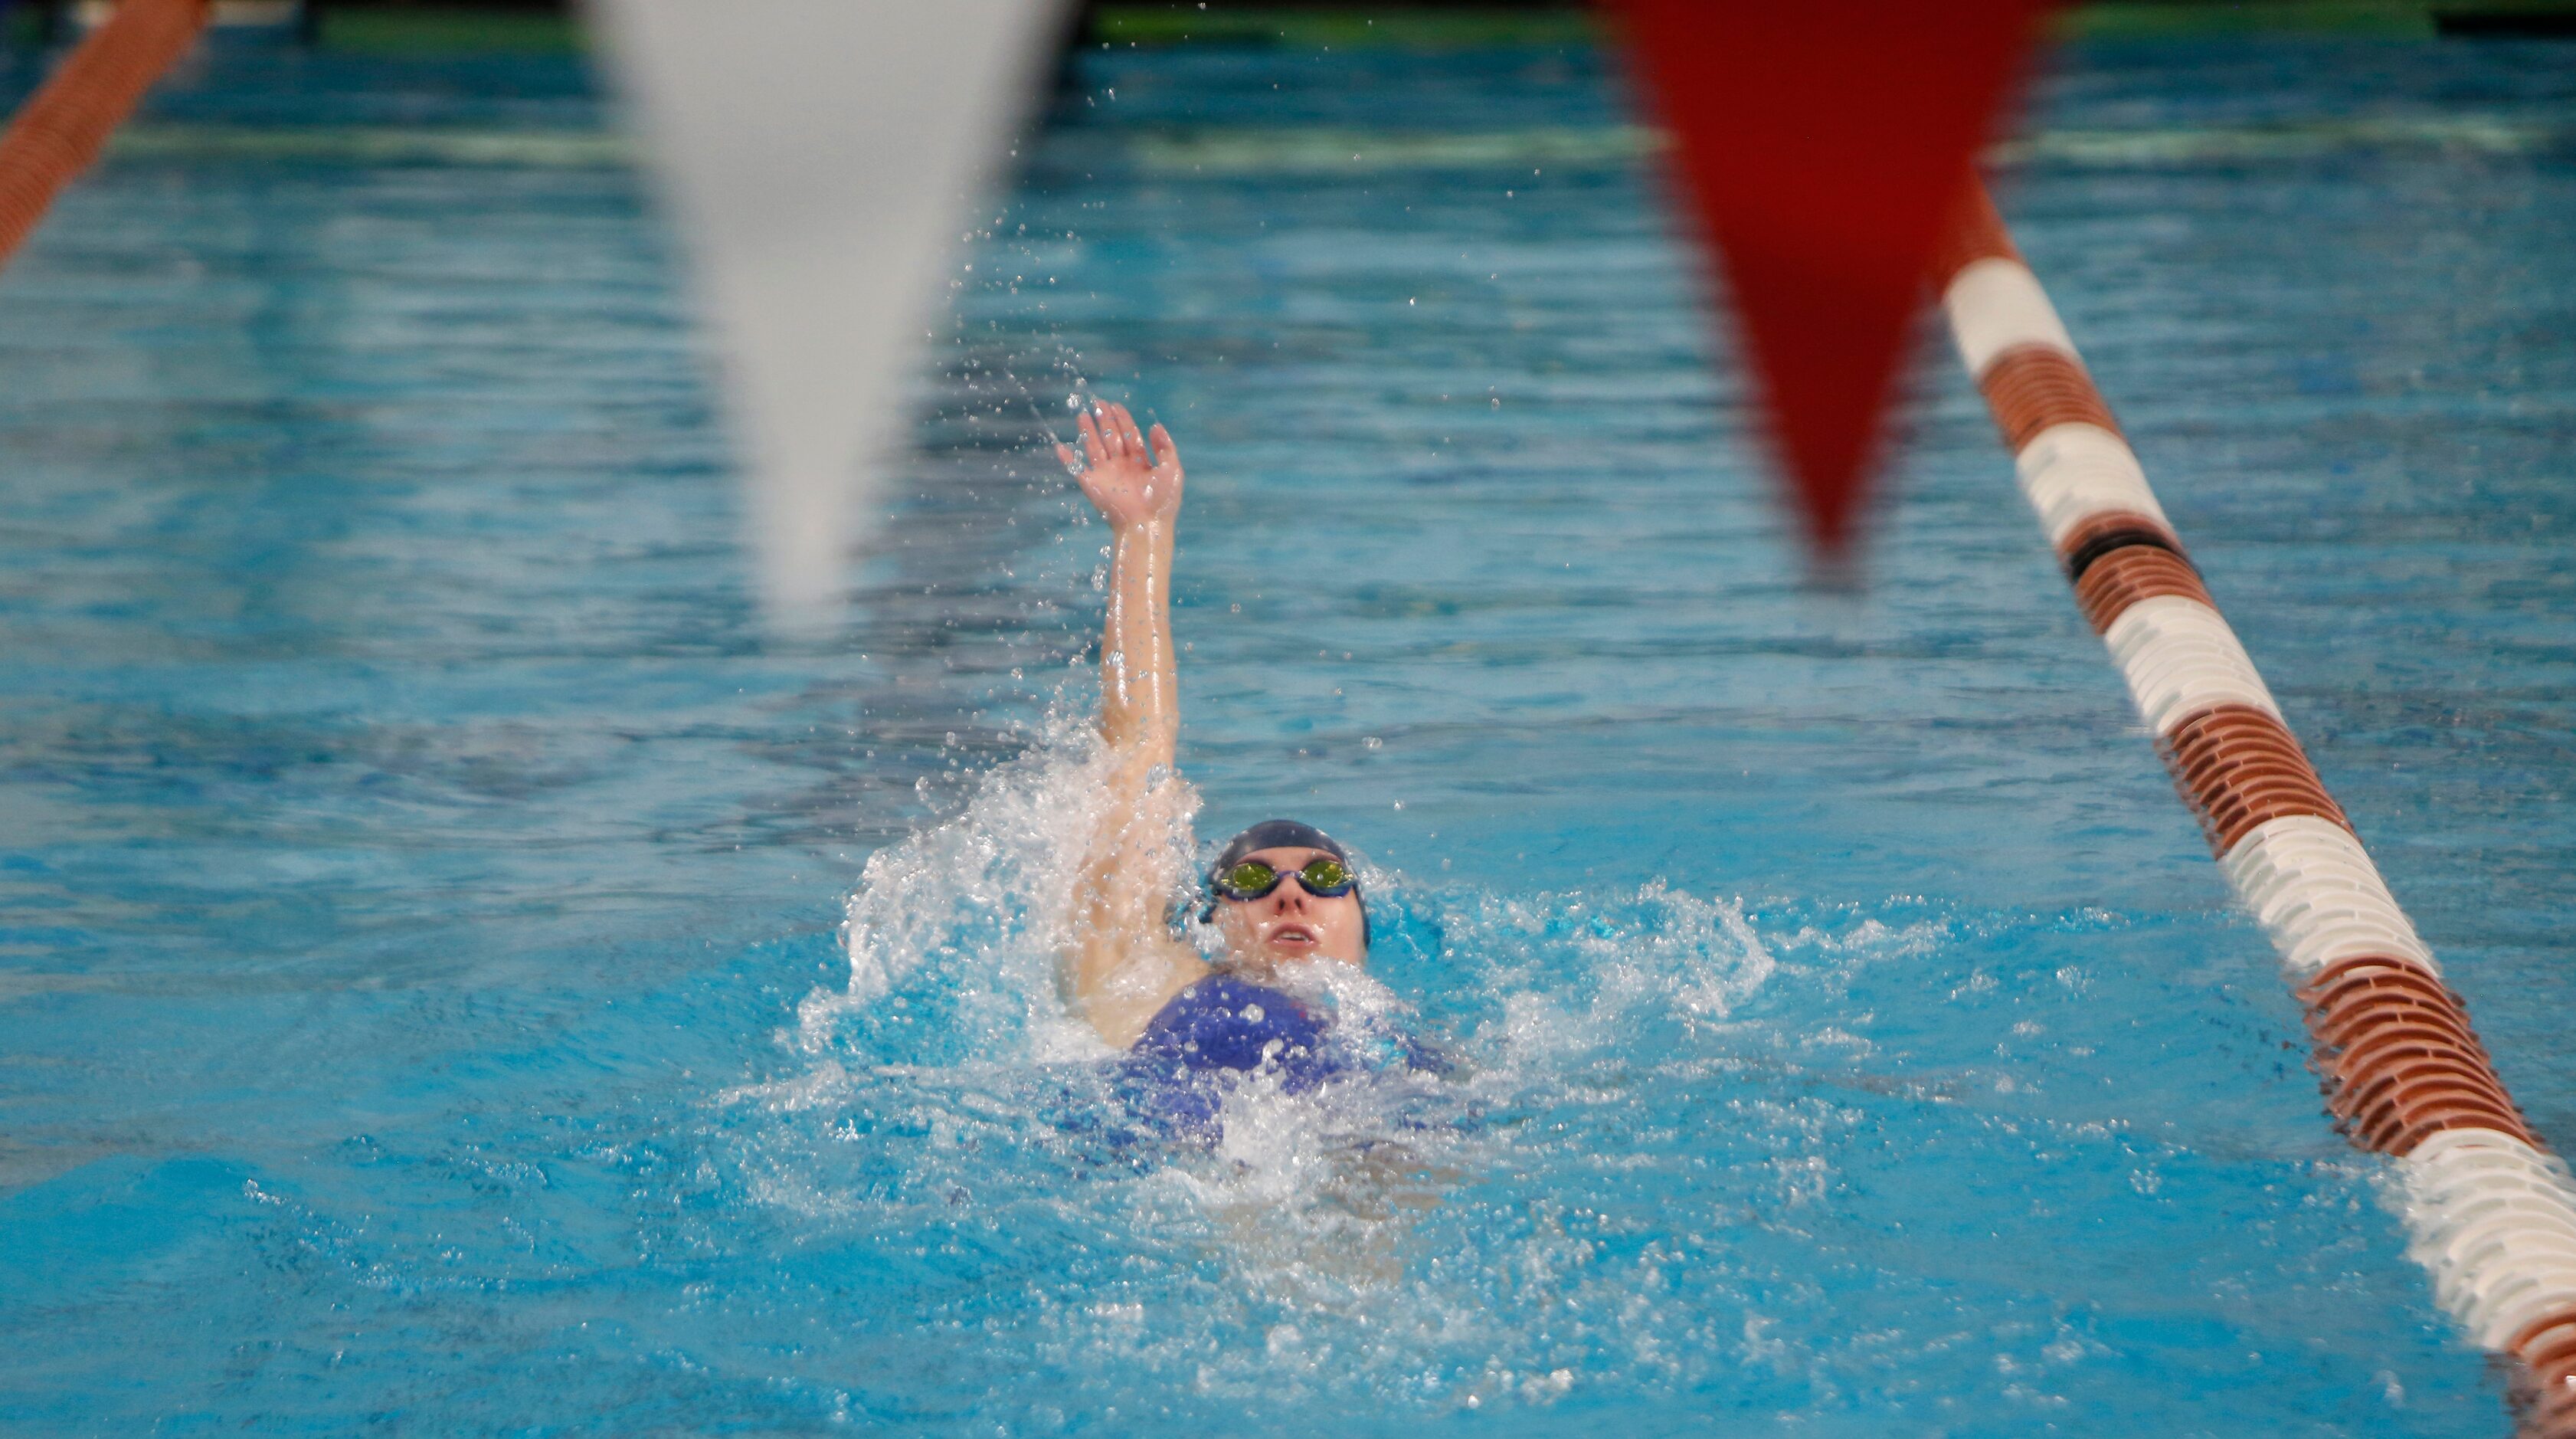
[{"xmin": 1933, "ymin": 179, "xmax": 2576, "ymax": 1434}]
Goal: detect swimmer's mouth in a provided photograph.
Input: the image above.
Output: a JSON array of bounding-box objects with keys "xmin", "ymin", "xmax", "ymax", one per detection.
[{"xmin": 1267, "ymin": 923, "xmax": 1319, "ymax": 949}]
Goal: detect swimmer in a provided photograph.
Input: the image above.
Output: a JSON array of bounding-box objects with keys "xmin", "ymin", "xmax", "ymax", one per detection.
[{"xmin": 1054, "ymin": 401, "xmax": 1441, "ymax": 1103}]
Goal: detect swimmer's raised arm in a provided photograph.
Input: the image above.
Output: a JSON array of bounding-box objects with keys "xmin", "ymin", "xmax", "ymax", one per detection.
[{"xmin": 1058, "ymin": 401, "xmax": 1208, "ymax": 1047}]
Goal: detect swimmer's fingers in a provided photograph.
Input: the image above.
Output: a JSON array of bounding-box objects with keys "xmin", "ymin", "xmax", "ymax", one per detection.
[
  {"xmin": 1100, "ymin": 399, "xmax": 1145, "ymax": 458},
  {"xmin": 1089, "ymin": 402, "xmax": 1129, "ymax": 464},
  {"xmin": 1147, "ymin": 422, "xmax": 1180, "ymax": 478},
  {"xmin": 1054, "ymin": 441, "xmax": 1082, "ymax": 475},
  {"xmin": 1076, "ymin": 408, "xmax": 1108, "ymax": 468}
]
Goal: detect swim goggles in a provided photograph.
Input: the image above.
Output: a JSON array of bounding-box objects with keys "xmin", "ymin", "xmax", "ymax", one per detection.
[{"xmin": 1209, "ymin": 855, "xmax": 1357, "ymax": 903}]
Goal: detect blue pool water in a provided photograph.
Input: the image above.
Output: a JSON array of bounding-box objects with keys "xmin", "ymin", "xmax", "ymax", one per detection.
[{"xmin": 3, "ymin": 26, "xmax": 2574, "ymax": 1436}]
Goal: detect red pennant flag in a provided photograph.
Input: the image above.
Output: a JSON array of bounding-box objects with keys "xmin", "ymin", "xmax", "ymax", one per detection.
[{"xmin": 1606, "ymin": 0, "xmax": 2053, "ymax": 558}]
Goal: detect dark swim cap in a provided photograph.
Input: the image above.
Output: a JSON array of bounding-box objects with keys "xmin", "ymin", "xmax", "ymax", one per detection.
[
  {"xmin": 1213, "ymin": 818, "xmax": 1348, "ymax": 872},
  {"xmin": 1206, "ymin": 818, "xmax": 1369, "ymax": 948}
]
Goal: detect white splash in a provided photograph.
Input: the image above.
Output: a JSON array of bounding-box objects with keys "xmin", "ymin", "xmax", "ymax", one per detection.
[{"xmin": 794, "ymin": 705, "xmax": 1180, "ymax": 1067}]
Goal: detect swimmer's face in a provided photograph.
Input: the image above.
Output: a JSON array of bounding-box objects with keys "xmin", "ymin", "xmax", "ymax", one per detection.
[{"xmin": 1213, "ymin": 846, "xmax": 1367, "ymax": 977}]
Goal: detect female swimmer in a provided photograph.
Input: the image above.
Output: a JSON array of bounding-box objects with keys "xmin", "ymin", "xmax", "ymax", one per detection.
[{"xmin": 1053, "ymin": 401, "xmax": 1441, "ymax": 1108}]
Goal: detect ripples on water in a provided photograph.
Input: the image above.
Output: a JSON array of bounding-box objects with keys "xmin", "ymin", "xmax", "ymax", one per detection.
[
  {"xmin": 0, "ymin": 23, "xmax": 2570, "ymax": 1438},
  {"xmin": 699, "ymin": 713, "xmax": 2422, "ymax": 1430}
]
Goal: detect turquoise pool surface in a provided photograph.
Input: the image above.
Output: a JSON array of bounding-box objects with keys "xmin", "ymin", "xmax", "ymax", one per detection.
[{"xmin": 2, "ymin": 28, "xmax": 2573, "ymax": 1437}]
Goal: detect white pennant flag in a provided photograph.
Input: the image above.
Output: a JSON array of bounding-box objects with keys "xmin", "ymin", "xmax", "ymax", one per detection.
[{"xmin": 588, "ymin": 0, "xmax": 1069, "ymax": 631}]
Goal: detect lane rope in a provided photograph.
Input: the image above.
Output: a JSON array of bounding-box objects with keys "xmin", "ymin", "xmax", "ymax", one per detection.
[
  {"xmin": 0, "ymin": 0, "xmax": 211, "ymax": 273},
  {"xmin": 1933, "ymin": 177, "xmax": 2576, "ymax": 1435}
]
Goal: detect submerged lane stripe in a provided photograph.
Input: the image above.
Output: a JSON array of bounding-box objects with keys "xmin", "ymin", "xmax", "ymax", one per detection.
[
  {"xmin": 92, "ymin": 113, "xmax": 2574, "ymax": 180},
  {"xmin": 1937, "ymin": 178, "xmax": 2576, "ymax": 1433}
]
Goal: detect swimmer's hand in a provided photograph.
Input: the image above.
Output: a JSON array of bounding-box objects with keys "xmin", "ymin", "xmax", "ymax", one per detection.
[{"xmin": 1060, "ymin": 400, "xmax": 1182, "ymax": 531}]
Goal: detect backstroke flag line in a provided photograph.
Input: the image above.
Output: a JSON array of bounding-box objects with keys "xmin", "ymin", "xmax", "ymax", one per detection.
[
  {"xmin": 595, "ymin": 2, "xmax": 2052, "ymax": 618},
  {"xmin": 588, "ymin": 0, "xmax": 1068, "ymax": 631}
]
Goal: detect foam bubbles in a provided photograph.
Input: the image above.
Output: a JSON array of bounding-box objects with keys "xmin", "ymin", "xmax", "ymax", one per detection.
[{"xmin": 794, "ymin": 705, "xmax": 1141, "ymax": 1069}]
